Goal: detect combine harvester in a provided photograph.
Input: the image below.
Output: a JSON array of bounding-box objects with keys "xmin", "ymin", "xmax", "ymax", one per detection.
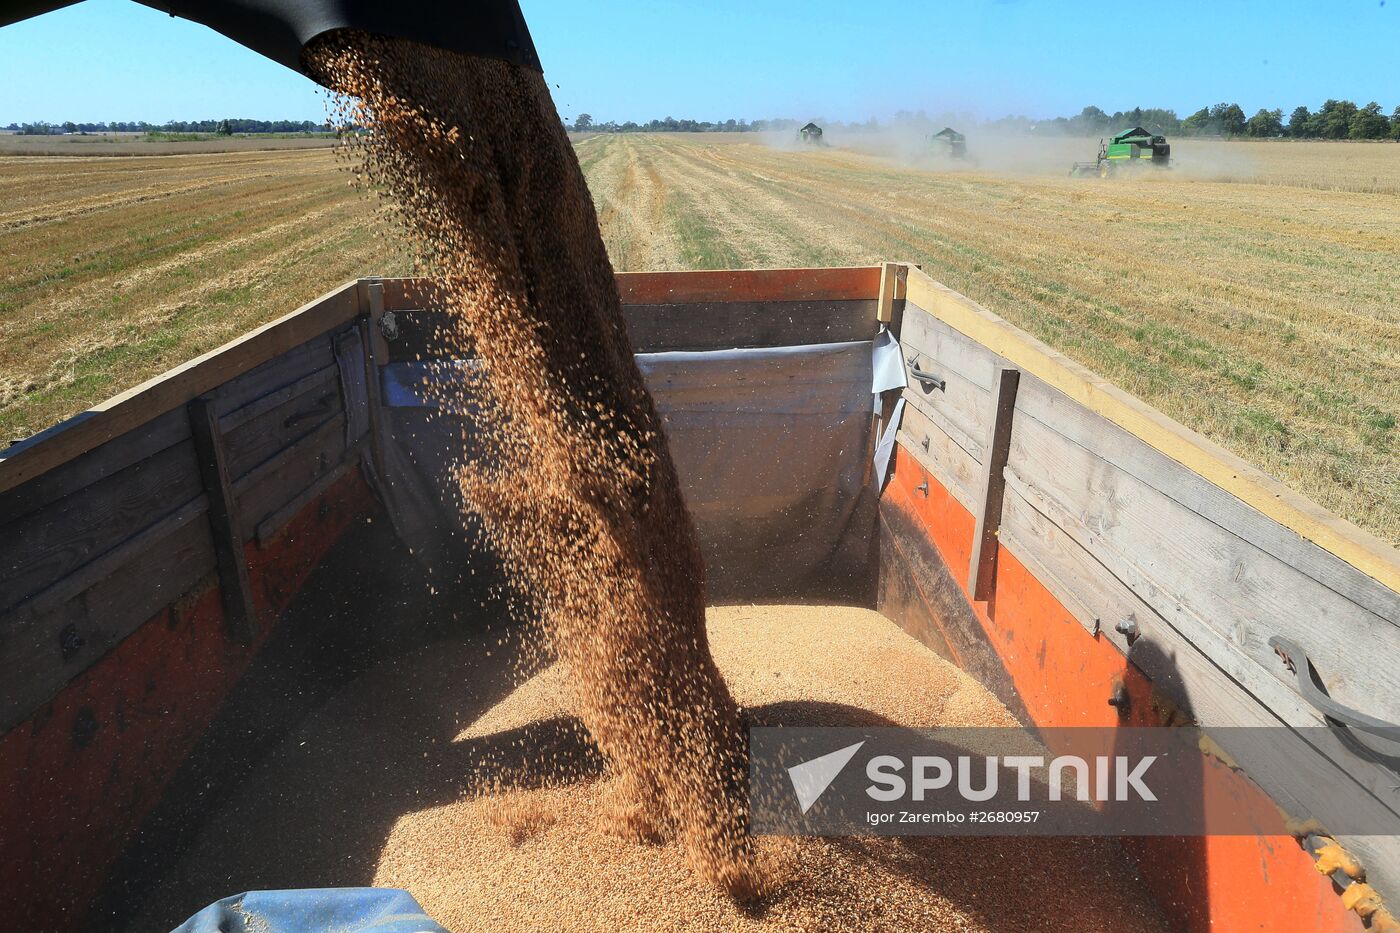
[
  {"xmin": 929, "ymin": 126, "xmax": 968, "ymax": 159},
  {"xmin": 1072, "ymin": 125, "xmax": 1173, "ymax": 177},
  {"xmin": 2, "ymin": 264, "xmax": 1399, "ymax": 931}
]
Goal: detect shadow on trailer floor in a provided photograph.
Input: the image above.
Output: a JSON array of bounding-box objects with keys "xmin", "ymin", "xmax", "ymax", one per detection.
[{"xmin": 88, "ymin": 514, "xmax": 529, "ymax": 931}]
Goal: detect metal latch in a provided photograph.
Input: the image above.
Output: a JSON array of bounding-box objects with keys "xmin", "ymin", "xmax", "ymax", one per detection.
[{"xmin": 906, "ymin": 354, "xmax": 945, "ymax": 391}]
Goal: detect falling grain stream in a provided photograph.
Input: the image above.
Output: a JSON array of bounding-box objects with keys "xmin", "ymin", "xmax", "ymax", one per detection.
[{"xmin": 255, "ymin": 33, "xmax": 1171, "ymax": 930}]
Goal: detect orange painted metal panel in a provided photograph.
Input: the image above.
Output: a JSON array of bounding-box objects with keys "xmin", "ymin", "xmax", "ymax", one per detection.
[
  {"xmin": 884, "ymin": 448, "xmax": 977, "ymax": 593},
  {"xmin": 884, "ymin": 443, "xmax": 1361, "ymax": 933},
  {"xmin": 0, "ymin": 468, "xmax": 371, "ymax": 930}
]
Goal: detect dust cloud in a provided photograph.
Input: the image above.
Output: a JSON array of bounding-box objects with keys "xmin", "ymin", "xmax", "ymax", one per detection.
[{"xmin": 758, "ymin": 112, "xmax": 1261, "ymax": 183}]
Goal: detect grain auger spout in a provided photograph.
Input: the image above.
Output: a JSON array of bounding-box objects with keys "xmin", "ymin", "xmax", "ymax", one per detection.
[{"xmin": 0, "ymin": 0, "xmax": 541, "ymax": 77}]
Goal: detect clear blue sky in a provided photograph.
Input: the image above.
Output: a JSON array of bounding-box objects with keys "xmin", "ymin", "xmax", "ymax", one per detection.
[{"xmin": 1, "ymin": 0, "xmax": 1395, "ymax": 124}]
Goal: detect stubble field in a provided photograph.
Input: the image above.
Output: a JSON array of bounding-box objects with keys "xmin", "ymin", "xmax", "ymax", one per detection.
[
  {"xmin": 578, "ymin": 134, "xmax": 1400, "ymax": 542},
  {"xmin": 0, "ymin": 148, "xmax": 410, "ymax": 443},
  {"xmin": 1, "ymin": 135, "xmax": 1396, "ymax": 543}
]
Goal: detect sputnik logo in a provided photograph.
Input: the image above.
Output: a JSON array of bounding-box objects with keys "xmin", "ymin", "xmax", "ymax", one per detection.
[{"xmin": 787, "ymin": 741, "xmax": 865, "ymax": 813}]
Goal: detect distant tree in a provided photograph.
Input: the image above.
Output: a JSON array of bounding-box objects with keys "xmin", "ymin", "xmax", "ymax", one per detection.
[
  {"xmin": 572, "ymin": 113, "xmax": 593, "ymax": 131},
  {"xmin": 1246, "ymin": 108, "xmax": 1283, "ymax": 137},
  {"xmin": 61, "ymin": 121, "xmax": 77, "ymax": 134},
  {"xmin": 1209, "ymin": 102, "xmax": 1247, "ymax": 136},
  {"xmin": 1139, "ymin": 107, "xmax": 1182, "ymax": 134},
  {"xmin": 1349, "ymin": 101, "xmax": 1389, "ymax": 140},
  {"xmin": 215, "ymin": 119, "xmax": 233, "ymax": 136},
  {"xmin": 1073, "ymin": 105, "xmax": 1111, "ymax": 134},
  {"xmin": 1392, "ymin": 106, "xmax": 1400, "ymax": 141},
  {"xmin": 1310, "ymin": 100, "xmax": 1358, "ymax": 139},
  {"xmin": 1182, "ymin": 107, "xmax": 1212, "ymax": 135},
  {"xmin": 1287, "ymin": 106, "xmax": 1312, "ymax": 137}
]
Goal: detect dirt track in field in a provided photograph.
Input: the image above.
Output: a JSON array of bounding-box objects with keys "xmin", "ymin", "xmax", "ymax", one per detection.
[{"xmin": 582, "ymin": 134, "xmax": 1400, "ymax": 543}]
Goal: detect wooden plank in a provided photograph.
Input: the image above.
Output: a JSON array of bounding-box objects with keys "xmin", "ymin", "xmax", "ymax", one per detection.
[
  {"xmin": 905, "ymin": 266, "xmax": 1400, "ymax": 597},
  {"xmin": 615, "ymin": 266, "xmax": 883, "ymax": 305},
  {"xmin": 379, "ymin": 267, "xmax": 886, "ymax": 310},
  {"xmin": 895, "ymin": 406, "xmax": 982, "ymax": 515},
  {"xmin": 900, "ymin": 301, "xmax": 1002, "ymax": 392},
  {"xmin": 359, "ymin": 318, "xmax": 390, "ymax": 489},
  {"xmin": 1016, "ymin": 375, "xmax": 1400, "ymax": 626},
  {"xmin": 625, "ymin": 300, "xmax": 876, "ymax": 353},
  {"xmin": 2, "ymin": 495, "xmax": 207, "ymax": 633},
  {"xmin": 221, "ymin": 374, "xmax": 342, "ymax": 482},
  {"xmin": 188, "ymin": 398, "xmax": 257, "ymax": 643},
  {"xmin": 898, "ymin": 356, "xmax": 988, "ymax": 466},
  {"xmin": 384, "ymin": 301, "xmax": 879, "ymax": 360},
  {"xmin": 0, "ymin": 509, "xmax": 215, "ymax": 734},
  {"xmin": 876, "ymin": 263, "xmax": 899, "ymax": 324},
  {"xmin": 234, "ymin": 413, "xmax": 348, "ymax": 538},
  {"xmin": 1006, "ymin": 408, "xmax": 1400, "ymax": 722},
  {"xmin": 254, "ymin": 452, "xmax": 359, "ymax": 545},
  {"xmin": 374, "ymin": 276, "xmax": 444, "ymax": 313},
  {"xmin": 0, "ymin": 280, "xmax": 361, "ymax": 496},
  {"xmin": 231, "ymin": 410, "xmax": 346, "ymax": 499},
  {"xmin": 0, "ymin": 439, "xmax": 203, "ymax": 614},
  {"xmin": 968, "ymin": 368, "xmax": 1020, "ymax": 601},
  {"xmin": 363, "ymin": 279, "xmax": 391, "ymax": 365},
  {"xmin": 1001, "ymin": 452, "xmax": 1400, "ymax": 813},
  {"xmin": 208, "ymin": 336, "xmax": 335, "ymax": 421},
  {"xmin": 217, "ymin": 362, "xmax": 340, "ymax": 434},
  {"xmin": 997, "ymin": 492, "xmax": 1106, "ymax": 640},
  {"xmin": 0, "ymin": 408, "xmax": 190, "ymax": 527}
]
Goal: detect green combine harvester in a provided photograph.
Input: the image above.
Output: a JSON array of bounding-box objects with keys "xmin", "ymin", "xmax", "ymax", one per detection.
[
  {"xmin": 929, "ymin": 127, "xmax": 967, "ymax": 159},
  {"xmin": 1071, "ymin": 126, "xmax": 1171, "ymax": 177}
]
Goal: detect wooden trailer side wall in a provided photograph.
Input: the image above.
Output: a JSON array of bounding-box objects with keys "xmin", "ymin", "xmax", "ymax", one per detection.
[
  {"xmin": 879, "ymin": 266, "xmax": 1400, "ymax": 932},
  {"xmin": 0, "ymin": 286, "xmax": 380, "ymax": 930}
]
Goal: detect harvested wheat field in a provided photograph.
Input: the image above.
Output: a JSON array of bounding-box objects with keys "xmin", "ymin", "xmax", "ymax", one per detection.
[
  {"xmin": 580, "ymin": 134, "xmax": 1400, "ymax": 543},
  {"xmin": 0, "ymin": 149, "xmax": 407, "ymax": 442},
  {"xmin": 124, "ymin": 605, "xmax": 1164, "ymax": 932},
  {"xmin": 4, "ymin": 135, "xmax": 1397, "ymax": 542}
]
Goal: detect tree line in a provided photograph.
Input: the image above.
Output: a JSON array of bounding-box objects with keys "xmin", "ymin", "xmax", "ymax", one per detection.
[
  {"xmin": 5, "ymin": 119, "xmax": 330, "ymax": 135},
  {"xmin": 12, "ymin": 101, "xmax": 1396, "ymax": 140},
  {"xmin": 566, "ymin": 100, "xmax": 1400, "ymax": 140},
  {"xmin": 568, "ymin": 114, "xmax": 801, "ymax": 134},
  {"xmin": 995, "ymin": 101, "xmax": 1400, "ymax": 140}
]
